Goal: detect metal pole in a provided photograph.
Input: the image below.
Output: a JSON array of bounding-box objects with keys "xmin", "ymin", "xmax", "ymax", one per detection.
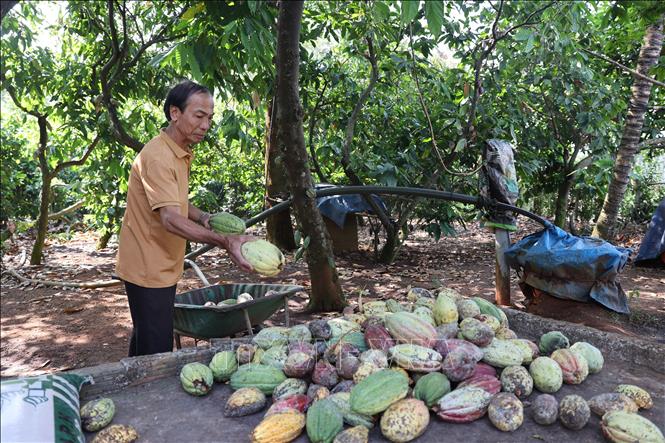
[
  {"xmin": 494, "ymin": 228, "xmax": 512, "ymax": 306},
  {"xmin": 184, "ymin": 186, "xmax": 550, "ymax": 263}
]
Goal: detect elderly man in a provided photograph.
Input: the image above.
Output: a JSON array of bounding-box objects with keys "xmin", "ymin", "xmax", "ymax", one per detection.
[{"xmin": 115, "ymin": 80, "xmax": 254, "ymax": 356}]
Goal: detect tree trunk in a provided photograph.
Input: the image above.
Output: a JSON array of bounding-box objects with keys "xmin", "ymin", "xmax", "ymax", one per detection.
[
  {"xmin": 554, "ymin": 171, "xmax": 574, "ymax": 228},
  {"xmin": 0, "ymin": 1, "xmax": 19, "ymax": 22},
  {"xmin": 96, "ymin": 230, "xmax": 113, "ymax": 250},
  {"xmin": 593, "ymin": 17, "xmax": 664, "ymax": 240},
  {"xmin": 265, "ymin": 99, "xmax": 297, "ymax": 251},
  {"xmin": 31, "ymin": 174, "xmax": 52, "ymax": 265},
  {"xmin": 275, "ymin": 0, "xmax": 345, "ymax": 312},
  {"xmin": 30, "ymin": 116, "xmax": 51, "ymax": 265}
]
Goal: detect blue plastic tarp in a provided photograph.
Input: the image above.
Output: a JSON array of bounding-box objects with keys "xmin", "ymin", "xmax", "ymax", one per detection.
[
  {"xmin": 635, "ymin": 198, "xmax": 665, "ymax": 267},
  {"xmin": 505, "ymin": 223, "xmax": 631, "ymax": 314},
  {"xmin": 316, "ymin": 189, "xmax": 388, "ymax": 229}
]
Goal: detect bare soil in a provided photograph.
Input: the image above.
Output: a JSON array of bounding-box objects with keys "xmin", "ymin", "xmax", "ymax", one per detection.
[{"xmin": 2, "ymin": 220, "xmax": 663, "ymax": 378}]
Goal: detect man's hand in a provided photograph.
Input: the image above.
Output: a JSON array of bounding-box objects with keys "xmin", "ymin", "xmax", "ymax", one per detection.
[
  {"xmin": 199, "ymin": 212, "xmax": 211, "ymax": 229},
  {"xmin": 217, "ymin": 234, "xmax": 255, "ymax": 273}
]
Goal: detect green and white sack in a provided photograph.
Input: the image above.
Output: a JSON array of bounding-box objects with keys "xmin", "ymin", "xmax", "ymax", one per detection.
[{"xmin": 1, "ymin": 373, "xmax": 92, "ymax": 443}]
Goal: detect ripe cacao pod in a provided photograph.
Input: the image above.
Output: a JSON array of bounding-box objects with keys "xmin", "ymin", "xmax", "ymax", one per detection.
[{"xmin": 242, "ymin": 239, "xmax": 285, "ymax": 277}]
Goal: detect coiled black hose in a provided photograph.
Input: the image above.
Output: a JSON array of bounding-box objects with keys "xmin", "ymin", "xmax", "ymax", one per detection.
[{"xmin": 185, "ymin": 185, "xmax": 550, "ymax": 263}]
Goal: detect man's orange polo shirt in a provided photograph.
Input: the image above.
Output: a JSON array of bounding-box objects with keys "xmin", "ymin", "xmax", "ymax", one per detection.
[{"xmin": 115, "ymin": 130, "xmax": 193, "ymax": 287}]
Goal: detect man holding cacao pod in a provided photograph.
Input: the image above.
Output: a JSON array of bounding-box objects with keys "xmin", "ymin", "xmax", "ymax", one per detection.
[{"xmin": 115, "ymin": 80, "xmax": 255, "ymax": 357}]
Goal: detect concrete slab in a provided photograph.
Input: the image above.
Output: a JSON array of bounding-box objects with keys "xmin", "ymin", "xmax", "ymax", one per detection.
[{"xmin": 83, "ymin": 357, "xmax": 664, "ymax": 443}]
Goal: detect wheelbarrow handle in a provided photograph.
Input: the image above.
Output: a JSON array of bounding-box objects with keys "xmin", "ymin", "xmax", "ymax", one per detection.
[{"xmin": 183, "ymin": 259, "xmax": 211, "ymax": 287}]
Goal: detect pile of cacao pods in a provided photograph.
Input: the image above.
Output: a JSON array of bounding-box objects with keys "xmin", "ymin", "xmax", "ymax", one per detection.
[
  {"xmin": 178, "ymin": 287, "xmax": 662, "ymax": 443},
  {"xmin": 78, "ymin": 397, "xmax": 139, "ymax": 443}
]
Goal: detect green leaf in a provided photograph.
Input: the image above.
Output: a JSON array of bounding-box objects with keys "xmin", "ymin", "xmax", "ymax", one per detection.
[
  {"xmin": 513, "ymin": 28, "xmax": 532, "ymax": 41},
  {"xmin": 455, "ymin": 138, "xmax": 466, "ymax": 151},
  {"xmin": 373, "ymin": 1, "xmax": 390, "ymax": 21},
  {"xmin": 247, "ymin": 0, "xmax": 259, "ymax": 14},
  {"xmin": 182, "ymin": 2, "xmax": 205, "ymax": 22},
  {"xmin": 294, "ymin": 230, "xmax": 302, "ymax": 245},
  {"xmin": 424, "ymin": 1, "xmax": 444, "ymax": 38},
  {"xmin": 294, "ymin": 246, "xmax": 304, "ymax": 262},
  {"xmin": 302, "ymin": 235, "xmax": 311, "ymax": 249},
  {"xmin": 524, "ymin": 36, "xmax": 535, "ymax": 53},
  {"xmin": 400, "ymin": 0, "xmax": 420, "ymax": 25}
]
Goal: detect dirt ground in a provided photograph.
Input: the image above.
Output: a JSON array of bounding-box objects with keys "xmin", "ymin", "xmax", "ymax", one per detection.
[{"xmin": 1, "ymin": 220, "xmax": 664, "ymax": 378}]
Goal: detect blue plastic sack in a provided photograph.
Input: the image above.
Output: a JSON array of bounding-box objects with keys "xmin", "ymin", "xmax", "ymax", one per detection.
[
  {"xmin": 315, "ymin": 184, "xmax": 388, "ymax": 229},
  {"xmin": 635, "ymin": 198, "xmax": 665, "ymax": 267},
  {"xmin": 505, "ymin": 223, "xmax": 631, "ymax": 314}
]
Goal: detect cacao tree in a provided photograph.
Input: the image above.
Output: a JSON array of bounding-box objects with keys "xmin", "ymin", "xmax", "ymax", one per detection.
[
  {"xmin": 593, "ymin": 14, "xmax": 664, "ymax": 240},
  {"xmin": 275, "ymin": 0, "xmax": 345, "ymax": 312}
]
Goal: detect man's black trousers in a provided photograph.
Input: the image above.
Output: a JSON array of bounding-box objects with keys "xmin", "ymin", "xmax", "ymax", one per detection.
[{"xmin": 124, "ymin": 281, "xmax": 176, "ymax": 357}]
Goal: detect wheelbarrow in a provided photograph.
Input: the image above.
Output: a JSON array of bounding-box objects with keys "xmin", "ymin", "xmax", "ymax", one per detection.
[{"xmin": 173, "ymin": 259, "xmax": 304, "ymax": 349}]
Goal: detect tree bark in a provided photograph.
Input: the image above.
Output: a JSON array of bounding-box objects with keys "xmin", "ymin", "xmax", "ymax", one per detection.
[
  {"xmin": 275, "ymin": 0, "xmax": 345, "ymax": 312},
  {"xmin": 1, "ymin": 0, "xmax": 18, "ymax": 22},
  {"xmin": 593, "ymin": 17, "xmax": 664, "ymax": 240},
  {"xmin": 265, "ymin": 100, "xmax": 297, "ymax": 251},
  {"xmin": 554, "ymin": 172, "xmax": 574, "ymax": 228},
  {"xmin": 30, "ymin": 116, "xmax": 51, "ymax": 265}
]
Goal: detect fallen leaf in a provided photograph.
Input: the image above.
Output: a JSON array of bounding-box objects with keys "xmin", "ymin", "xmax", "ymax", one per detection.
[{"xmin": 63, "ymin": 306, "xmax": 85, "ymax": 314}]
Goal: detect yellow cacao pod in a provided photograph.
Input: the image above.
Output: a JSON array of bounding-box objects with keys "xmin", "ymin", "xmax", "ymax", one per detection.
[
  {"xmin": 242, "ymin": 240, "xmax": 285, "ymax": 277},
  {"xmin": 250, "ymin": 411, "xmax": 306, "ymax": 443}
]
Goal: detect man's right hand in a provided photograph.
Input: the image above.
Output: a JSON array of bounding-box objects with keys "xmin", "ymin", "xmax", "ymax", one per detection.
[{"xmin": 216, "ymin": 234, "xmax": 255, "ymax": 273}]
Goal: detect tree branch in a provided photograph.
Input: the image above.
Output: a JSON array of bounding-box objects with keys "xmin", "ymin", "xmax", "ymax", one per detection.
[
  {"xmin": 1, "ymin": 73, "xmax": 44, "ymax": 118},
  {"xmin": 53, "ymin": 134, "xmax": 102, "ymax": 174},
  {"xmin": 307, "ymin": 78, "xmax": 329, "ymax": 183},
  {"xmin": 580, "ymin": 47, "xmax": 665, "ymax": 88},
  {"xmin": 48, "ymin": 200, "xmax": 85, "ymax": 220},
  {"xmin": 498, "ymin": 1, "xmax": 555, "ymax": 42},
  {"xmin": 410, "ymin": 28, "xmax": 481, "ymax": 177},
  {"xmin": 340, "ymin": 36, "xmax": 379, "ymax": 184},
  {"xmin": 639, "ymin": 137, "xmax": 665, "ymax": 151},
  {"xmin": 572, "ymin": 155, "xmax": 594, "ymax": 172}
]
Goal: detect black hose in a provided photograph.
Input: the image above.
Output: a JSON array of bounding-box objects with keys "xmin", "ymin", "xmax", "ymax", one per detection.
[{"xmin": 185, "ymin": 185, "xmax": 550, "ymax": 262}]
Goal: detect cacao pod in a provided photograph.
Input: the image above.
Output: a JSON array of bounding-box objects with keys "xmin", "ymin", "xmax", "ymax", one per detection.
[
  {"xmin": 209, "ymin": 211, "xmax": 246, "ymax": 234},
  {"xmin": 242, "ymin": 239, "xmax": 285, "ymax": 277}
]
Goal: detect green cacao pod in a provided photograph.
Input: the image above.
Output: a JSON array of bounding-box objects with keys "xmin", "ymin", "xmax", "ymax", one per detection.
[
  {"xmin": 253, "ymin": 327, "xmax": 290, "ymax": 349},
  {"xmin": 180, "ymin": 362, "xmax": 214, "ymax": 396},
  {"xmin": 242, "ymin": 239, "xmax": 285, "ymax": 277},
  {"xmin": 601, "ymin": 411, "xmax": 665, "ymax": 443},
  {"xmin": 350, "ymin": 369, "xmax": 408, "ymax": 415},
  {"xmin": 80, "ymin": 398, "xmax": 115, "ymax": 432},
  {"xmin": 472, "ymin": 297, "xmax": 506, "ymax": 325},
  {"xmin": 260, "ymin": 345, "xmax": 289, "ymax": 370},
  {"xmin": 209, "ymin": 211, "xmax": 246, "ymax": 234},
  {"xmin": 306, "ymin": 398, "xmax": 344, "ymax": 443},
  {"xmin": 230, "ymin": 364, "xmax": 287, "ymax": 395},
  {"xmin": 209, "ymin": 350, "xmax": 238, "ymax": 382},
  {"xmin": 413, "ymin": 372, "xmax": 451, "ymax": 407},
  {"xmin": 328, "ymin": 392, "xmax": 375, "ymax": 429},
  {"xmin": 481, "ymin": 339, "xmax": 523, "ymax": 368},
  {"xmin": 432, "ymin": 292, "xmax": 458, "ymax": 325},
  {"xmin": 273, "ymin": 378, "xmax": 308, "ymax": 401},
  {"xmin": 529, "ymin": 357, "xmax": 562, "ymax": 394},
  {"xmin": 538, "ymin": 331, "xmax": 570, "ymax": 355}
]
